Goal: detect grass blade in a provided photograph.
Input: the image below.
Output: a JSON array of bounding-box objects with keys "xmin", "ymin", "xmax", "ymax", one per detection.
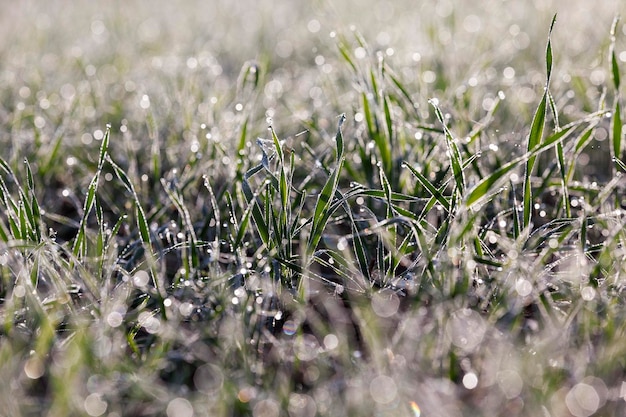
[
  {"xmin": 307, "ymin": 115, "xmax": 346, "ymax": 258},
  {"xmin": 403, "ymin": 162, "xmax": 451, "ymax": 212},
  {"xmin": 72, "ymin": 125, "xmax": 110, "ymax": 258},
  {"xmin": 109, "ymin": 156, "xmax": 166, "ymax": 319},
  {"xmin": 242, "ymin": 165, "xmax": 271, "ymax": 248},
  {"xmin": 466, "ymin": 123, "xmax": 579, "ymax": 208},
  {"xmin": 610, "ymin": 16, "xmax": 621, "ymax": 92},
  {"xmin": 522, "ymin": 16, "xmax": 555, "ymax": 228},
  {"xmin": 613, "ymin": 101, "xmax": 622, "ymax": 166},
  {"xmin": 610, "ymin": 16, "xmax": 622, "ymax": 168},
  {"xmin": 24, "ymin": 159, "xmax": 42, "ymax": 241},
  {"xmin": 430, "ymin": 99, "xmax": 465, "ymax": 197},
  {"xmin": 522, "ymin": 91, "xmax": 548, "ymax": 228}
]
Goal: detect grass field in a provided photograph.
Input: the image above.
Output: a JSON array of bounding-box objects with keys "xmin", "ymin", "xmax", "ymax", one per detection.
[{"xmin": 1, "ymin": 1, "xmax": 626, "ymax": 416}]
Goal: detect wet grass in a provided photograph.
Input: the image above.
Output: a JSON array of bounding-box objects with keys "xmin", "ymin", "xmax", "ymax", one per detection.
[{"xmin": 1, "ymin": 1, "xmax": 626, "ymax": 416}]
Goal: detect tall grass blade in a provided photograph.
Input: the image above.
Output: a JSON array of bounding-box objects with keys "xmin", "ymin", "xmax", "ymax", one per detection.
[
  {"xmin": 233, "ymin": 192, "xmax": 254, "ymax": 251},
  {"xmin": 430, "ymin": 100, "xmax": 465, "ymax": 197},
  {"xmin": 466, "ymin": 123, "xmax": 579, "ymax": 208},
  {"xmin": 202, "ymin": 176, "xmax": 221, "ymax": 263},
  {"xmin": 242, "ymin": 165, "xmax": 271, "ymax": 248},
  {"xmin": 523, "ymin": 91, "xmax": 548, "ymax": 228},
  {"xmin": 522, "ymin": 15, "xmax": 556, "ymax": 228},
  {"xmin": 555, "ymin": 139, "xmax": 570, "ymax": 217},
  {"xmin": 610, "ymin": 16, "xmax": 621, "ymax": 91},
  {"xmin": 161, "ymin": 179, "xmax": 199, "ymax": 274},
  {"xmin": 613, "ymin": 101, "xmax": 622, "ymax": 165},
  {"xmin": 566, "ymin": 123, "xmax": 597, "ymax": 183},
  {"xmin": 109, "ymin": 156, "xmax": 167, "ymax": 319},
  {"xmin": 72, "ymin": 126, "xmax": 110, "ymax": 258},
  {"xmin": 610, "ymin": 16, "xmax": 622, "ymax": 168},
  {"xmin": 24, "ymin": 159, "xmax": 42, "ymax": 241},
  {"xmin": 337, "ymin": 38, "xmax": 358, "ymax": 73},
  {"xmin": 307, "ymin": 115, "xmax": 346, "ymax": 258}
]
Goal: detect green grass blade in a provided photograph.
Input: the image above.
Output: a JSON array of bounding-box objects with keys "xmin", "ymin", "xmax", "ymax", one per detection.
[
  {"xmin": 548, "ymin": 90, "xmax": 560, "ymax": 131},
  {"xmin": 24, "ymin": 159, "xmax": 42, "ymax": 241},
  {"xmin": 525, "ymin": 90, "xmax": 549, "ymax": 166},
  {"xmin": 466, "ymin": 123, "xmax": 578, "ymax": 208},
  {"xmin": 39, "ymin": 131, "xmax": 64, "ymax": 177},
  {"xmin": 242, "ymin": 168, "xmax": 271, "ymax": 248},
  {"xmin": 72, "ymin": 174, "xmax": 99, "ymax": 258},
  {"xmin": 0, "ymin": 219, "xmax": 8, "ymax": 242},
  {"xmin": 337, "ymin": 39, "xmax": 358, "ymax": 73},
  {"xmin": 18, "ymin": 200, "xmax": 27, "ymax": 241},
  {"xmin": 510, "ymin": 179, "xmax": 521, "ymax": 239},
  {"xmin": 566, "ymin": 122, "xmax": 598, "ymax": 183},
  {"xmin": 555, "ymin": 139, "xmax": 570, "ymax": 217},
  {"xmin": 523, "ymin": 85, "xmax": 548, "ymax": 229},
  {"xmin": 430, "ymin": 99, "xmax": 465, "ymax": 197},
  {"xmin": 109, "ymin": 156, "xmax": 166, "ymax": 318},
  {"xmin": 610, "ymin": 16, "xmax": 621, "ymax": 91},
  {"xmin": 522, "ymin": 15, "xmax": 556, "ymax": 228},
  {"xmin": 98, "ymin": 124, "xmax": 111, "ymax": 170},
  {"xmin": 546, "ymin": 15, "xmax": 556, "ymax": 83},
  {"xmin": 335, "ymin": 114, "xmax": 345, "ymax": 160},
  {"xmin": 202, "ymin": 176, "xmax": 222, "ymax": 261},
  {"xmin": 307, "ymin": 115, "xmax": 346, "ymax": 258},
  {"xmin": 233, "ymin": 192, "xmax": 254, "ymax": 251},
  {"xmin": 161, "ymin": 179, "xmax": 199, "ymax": 272},
  {"xmin": 403, "ymin": 162, "xmax": 451, "ymax": 212},
  {"xmin": 71, "ymin": 126, "xmax": 110, "ymax": 257},
  {"xmin": 613, "ymin": 100, "xmax": 622, "ymax": 164},
  {"xmin": 308, "ymin": 161, "xmax": 342, "ymax": 255},
  {"xmin": 0, "ymin": 156, "xmax": 13, "ymax": 177}
]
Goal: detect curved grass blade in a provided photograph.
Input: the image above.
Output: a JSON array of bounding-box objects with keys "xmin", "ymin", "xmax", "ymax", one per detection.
[
  {"xmin": 523, "ymin": 15, "xmax": 556, "ymax": 228},
  {"xmin": 72, "ymin": 126, "xmax": 110, "ymax": 258},
  {"xmin": 610, "ymin": 16, "xmax": 621, "ymax": 92},
  {"xmin": 612, "ymin": 101, "xmax": 622, "ymax": 167},
  {"xmin": 610, "ymin": 16, "xmax": 623, "ymax": 168},
  {"xmin": 523, "ymin": 90, "xmax": 548, "ymax": 228},
  {"xmin": 24, "ymin": 159, "xmax": 42, "ymax": 241},
  {"xmin": 307, "ymin": 115, "xmax": 346, "ymax": 258},
  {"xmin": 403, "ymin": 162, "xmax": 451, "ymax": 212},
  {"xmin": 242, "ymin": 165, "xmax": 270, "ymax": 248},
  {"xmin": 161, "ymin": 178, "xmax": 199, "ymax": 275},
  {"xmin": 233, "ymin": 190, "xmax": 255, "ymax": 251},
  {"xmin": 466, "ymin": 123, "xmax": 580, "ymax": 208},
  {"xmin": 108, "ymin": 156, "xmax": 166, "ymax": 319},
  {"xmin": 202, "ymin": 176, "xmax": 221, "ymax": 263},
  {"xmin": 337, "ymin": 38, "xmax": 358, "ymax": 74},
  {"xmin": 430, "ymin": 99, "xmax": 465, "ymax": 197}
]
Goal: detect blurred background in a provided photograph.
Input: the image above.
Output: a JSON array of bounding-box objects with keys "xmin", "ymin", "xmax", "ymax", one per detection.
[{"xmin": 1, "ymin": 1, "xmax": 624, "ymax": 175}]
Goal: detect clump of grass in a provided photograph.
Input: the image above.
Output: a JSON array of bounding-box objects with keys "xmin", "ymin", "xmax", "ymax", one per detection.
[{"xmin": 1, "ymin": 3, "xmax": 626, "ymax": 417}]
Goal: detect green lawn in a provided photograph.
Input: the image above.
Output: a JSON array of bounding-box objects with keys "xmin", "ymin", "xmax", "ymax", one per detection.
[{"xmin": 1, "ymin": 2, "xmax": 626, "ymax": 416}]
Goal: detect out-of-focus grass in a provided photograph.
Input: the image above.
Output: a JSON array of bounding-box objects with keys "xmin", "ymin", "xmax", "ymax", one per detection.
[{"xmin": 1, "ymin": 1, "xmax": 626, "ymax": 416}]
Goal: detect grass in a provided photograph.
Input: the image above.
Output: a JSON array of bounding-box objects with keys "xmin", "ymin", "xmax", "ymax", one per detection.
[{"xmin": 1, "ymin": 1, "xmax": 626, "ymax": 416}]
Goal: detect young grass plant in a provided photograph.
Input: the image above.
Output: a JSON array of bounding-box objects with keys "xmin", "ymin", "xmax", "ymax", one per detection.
[{"xmin": 2, "ymin": 4, "xmax": 626, "ymax": 416}]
